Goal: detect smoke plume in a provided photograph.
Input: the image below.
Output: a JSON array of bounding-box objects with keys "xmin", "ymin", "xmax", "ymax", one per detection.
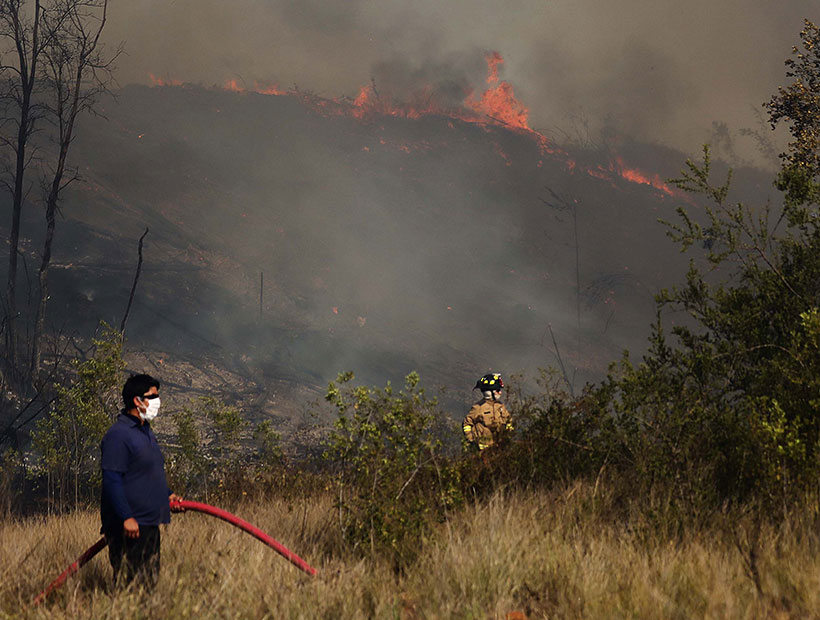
[{"xmin": 108, "ymin": 0, "xmax": 815, "ymax": 163}]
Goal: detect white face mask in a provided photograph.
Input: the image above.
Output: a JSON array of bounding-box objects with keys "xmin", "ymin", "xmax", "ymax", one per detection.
[{"xmin": 139, "ymin": 397, "xmax": 161, "ymax": 422}]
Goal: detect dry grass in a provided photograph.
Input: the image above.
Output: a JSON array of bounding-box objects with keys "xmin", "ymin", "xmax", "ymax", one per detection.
[{"xmin": 3, "ymin": 485, "xmax": 820, "ymax": 619}]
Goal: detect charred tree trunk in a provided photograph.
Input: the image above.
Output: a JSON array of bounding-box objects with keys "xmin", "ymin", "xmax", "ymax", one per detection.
[
  {"xmin": 32, "ymin": 65, "xmax": 79, "ymax": 379},
  {"xmin": 3, "ymin": 0, "xmax": 42, "ymax": 382},
  {"xmin": 120, "ymin": 228, "xmax": 148, "ymax": 335},
  {"xmin": 31, "ymin": 0, "xmax": 113, "ymax": 379},
  {"xmin": 31, "ymin": 146, "xmax": 62, "ymax": 379}
]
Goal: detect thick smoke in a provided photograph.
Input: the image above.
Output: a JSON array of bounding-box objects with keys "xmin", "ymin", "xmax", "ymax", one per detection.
[
  {"xmin": 28, "ymin": 0, "xmax": 796, "ymax": 422},
  {"xmin": 63, "ymin": 81, "xmax": 772, "ymax": 407},
  {"xmin": 108, "ymin": 0, "xmax": 816, "ymax": 163}
]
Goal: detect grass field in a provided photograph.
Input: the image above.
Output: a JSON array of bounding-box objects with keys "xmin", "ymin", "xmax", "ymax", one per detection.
[{"xmin": 2, "ymin": 483, "xmax": 819, "ymax": 619}]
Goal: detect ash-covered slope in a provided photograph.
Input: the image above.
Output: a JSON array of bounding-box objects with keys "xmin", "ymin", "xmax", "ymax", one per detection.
[{"xmin": 15, "ymin": 83, "xmax": 774, "ymax": 424}]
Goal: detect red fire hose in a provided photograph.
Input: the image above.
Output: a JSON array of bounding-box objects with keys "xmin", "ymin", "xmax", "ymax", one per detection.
[
  {"xmin": 169, "ymin": 499, "xmax": 317, "ymax": 576},
  {"xmin": 31, "ymin": 536, "xmax": 107, "ymax": 606},
  {"xmin": 32, "ymin": 500, "xmax": 316, "ymax": 606}
]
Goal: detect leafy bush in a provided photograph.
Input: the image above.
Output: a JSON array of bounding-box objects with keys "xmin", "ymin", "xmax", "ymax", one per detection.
[
  {"xmin": 168, "ymin": 396, "xmax": 250, "ymax": 501},
  {"xmin": 167, "ymin": 395, "xmax": 285, "ymax": 502},
  {"xmin": 0, "ymin": 448, "xmax": 23, "ymax": 517},
  {"xmin": 252, "ymin": 419, "xmax": 285, "ymax": 471},
  {"xmin": 322, "ymin": 371, "xmax": 461, "ymax": 568},
  {"xmin": 167, "ymin": 404, "xmax": 209, "ymax": 498},
  {"xmin": 552, "ymin": 23, "xmax": 820, "ymax": 520},
  {"xmin": 454, "ymin": 370, "xmax": 609, "ymax": 501},
  {"xmin": 29, "ymin": 323, "xmax": 124, "ymax": 511}
]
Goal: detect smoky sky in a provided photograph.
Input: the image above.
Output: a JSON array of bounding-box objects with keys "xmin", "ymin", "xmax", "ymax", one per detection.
[{"xmin": 106, "ymin": 0, "xmax": 816, "ymax": 163}]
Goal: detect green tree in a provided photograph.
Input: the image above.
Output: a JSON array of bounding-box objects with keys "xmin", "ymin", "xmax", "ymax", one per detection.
[
  {"xmin": 30, "ymin": 322, "xmax": 124, "ymax": 511},
  {"xmin": 584, "ymin": 20, "xmax": 820, "ymax": 515},
  {"xmin": 765, "ymin": 19, "xmax": 820, "ymax": 209}
]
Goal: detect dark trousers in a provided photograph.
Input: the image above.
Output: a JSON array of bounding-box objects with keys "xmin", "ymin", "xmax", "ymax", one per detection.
[{"xmin": 106, "ymin": 525, "xmax": 161, "ymax": 588}]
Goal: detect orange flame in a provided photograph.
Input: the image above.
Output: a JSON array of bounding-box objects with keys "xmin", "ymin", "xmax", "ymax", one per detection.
[
  {"xmin": 466, "ymin": 52, "xmax": 529, "ymax": 130},
  {"xmin": 224, "ymin": 79, "xmax": 243, "ymax": 92},
  {"xmin": 614, "ymin": 157, "xmax": 675, "ymax": 196},
  {"xmin": 486, "ymin": 51, "xmax": 503, "ymax": 84},
  {"xmin": 221, "ymin": 79, "xmax": 287, "ymax": 96},
  {"xmin": 352, "ymin": 86, "xmax": 368, "ymax": 107},
  {"xmin": 254, "ymin": 83, "xmax": 287, "ymax": 96},
  {"xmin": 343, "ymin": 52, "xmax": 532, "ymax": 132},
  {"xmin": 146, "ymin": 66, "xmax": 680, "ymax": 198},
  {"xmin": 148, "ymin": 73, "xmax": 183, "ymax": 87}
]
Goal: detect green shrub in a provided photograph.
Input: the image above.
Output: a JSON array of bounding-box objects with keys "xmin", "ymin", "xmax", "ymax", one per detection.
[
  {"xmin": 504, "ymin": 370, "xmax": 610, "ymax": 485},
  {"xmin": 167, "ymin": 405, "xmax": 209, "ymax": 498},
  {"xmin": 322, "ymin": 371, "xmax": 461, "ymax": 568},
  {"xmin": 29, "ymin": 322, "xmax": 124, "ymax": 511},
  {"xmin": 168, "ymin": 396, "xmax": 247, "ymax": 501},
  {"xmin": 0, "ymin": 448, "xmax": 23, "ymax": 517},
  {"xmin": 252, "ymin": 419, "xmax": 284, "ymax": 471}
]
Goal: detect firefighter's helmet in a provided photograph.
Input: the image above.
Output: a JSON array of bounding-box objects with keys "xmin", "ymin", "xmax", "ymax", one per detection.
[{"xmin": 474, "ymin": 373, "xmax": 504, "ymax": 391}]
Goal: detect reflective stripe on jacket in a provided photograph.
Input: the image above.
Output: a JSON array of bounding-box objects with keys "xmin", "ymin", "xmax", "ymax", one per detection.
[{"xmin": 462, "ymin": 398, "xmax": 511, "ymax": 448}]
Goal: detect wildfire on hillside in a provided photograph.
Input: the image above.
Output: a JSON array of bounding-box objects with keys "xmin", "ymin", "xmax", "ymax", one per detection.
[
  {"xmin": 148, "ymin": 73, "xmax": 183, "ymax": 87},
  {"xmin": 614, "ymin": 157, "xmax": 675, "ymax": 196},
  {"xmin": 465, "ymin": 52, "xmax": 529, "ymax": 131},
  {"xmin": 148, "ymin": 52, "xmax": 680, "ymax": 199}
]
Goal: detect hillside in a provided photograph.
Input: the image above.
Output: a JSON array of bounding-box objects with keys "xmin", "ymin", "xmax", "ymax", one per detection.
[{"xmin": 1, "ymin": 82, "xmax": 775, "ymax": 437}]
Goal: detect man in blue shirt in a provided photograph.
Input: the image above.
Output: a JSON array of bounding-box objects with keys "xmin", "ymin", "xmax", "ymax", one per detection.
[{"xmin": 100, "ymin": 373, "xmax": 183, "ymax": 586}]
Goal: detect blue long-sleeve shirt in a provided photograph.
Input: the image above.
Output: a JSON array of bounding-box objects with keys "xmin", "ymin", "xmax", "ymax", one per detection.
[
  {"xmin": 100, "ymin": 412, "xmax": 172, "ymax": 533},
  {"xmin": 102, "ymin": 470, "xmax": 133, "ymax": 520}
]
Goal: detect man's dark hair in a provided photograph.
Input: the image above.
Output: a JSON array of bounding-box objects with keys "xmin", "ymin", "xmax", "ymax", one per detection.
[{"xmin": 122, "ymin": 374, "xmax": 160, "ymax": 408}]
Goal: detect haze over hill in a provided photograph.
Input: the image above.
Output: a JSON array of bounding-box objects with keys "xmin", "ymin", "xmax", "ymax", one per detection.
[
  {"xmin": 0, "ymin": 67, "xmax": 777, "ymax": 443},
  {"xmin": 3, "ymin": 0, "xmax": 807, "ymax": 438},
  {"xmin": 107, "ymin": 0, "xmax": 815, "ymax": 168}
]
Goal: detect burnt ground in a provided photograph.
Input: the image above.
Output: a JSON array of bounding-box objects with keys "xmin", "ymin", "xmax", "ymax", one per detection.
[{"xmin": 0, "ymin": 84, "xmax": 778, "ymax": 449}]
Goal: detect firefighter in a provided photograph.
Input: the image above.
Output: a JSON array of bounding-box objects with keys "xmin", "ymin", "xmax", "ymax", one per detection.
[{"xmin": 462, "ymin": 373, "xmax": 513, "ymax": 450}]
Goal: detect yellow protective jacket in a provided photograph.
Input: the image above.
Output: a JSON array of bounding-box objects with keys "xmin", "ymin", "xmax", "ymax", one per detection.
[{"xmin": 462, "ymin": 398, "xmax": 512, "ymax": 450}]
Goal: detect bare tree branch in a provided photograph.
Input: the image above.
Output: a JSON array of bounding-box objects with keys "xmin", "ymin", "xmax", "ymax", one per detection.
[
  {"xmin": 31, "ymin": 0, "xmax": 116, "ymax": 378},
  {"xmin": 120, "ymin": 228, "xmax": 149, "ymax": 335}
]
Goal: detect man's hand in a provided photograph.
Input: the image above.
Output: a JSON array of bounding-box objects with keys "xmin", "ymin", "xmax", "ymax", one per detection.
[
  {"xmin": 169, "ymin": 493, "xmax": 185, "ymax": 512},
  {"xmin": 123, "ymin": 517, "xmax": 140, "ymax": 539}
]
